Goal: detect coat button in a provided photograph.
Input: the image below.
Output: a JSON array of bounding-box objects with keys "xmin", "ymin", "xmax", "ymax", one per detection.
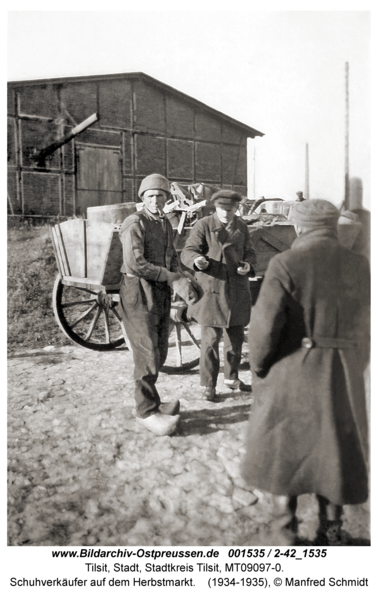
[{"xmin": 301, "ymin": 337, "xmax": 313, "ymax": 349}]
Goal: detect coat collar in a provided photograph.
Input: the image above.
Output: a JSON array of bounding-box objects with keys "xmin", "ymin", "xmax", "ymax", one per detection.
[
  {"xmin": 210, "ymin": 212, "xmax": 225, "ymax": 231},
  {"xmin": 210, "ymin": 212, "xmax": 238, "ymax": 233},
  {"xmin": 291, "ymin": 227, "xmax": 338, "ymax": 250},
  {"xmin": 142, "ymin": 206, "xmax": 165, "ymax": 222}
]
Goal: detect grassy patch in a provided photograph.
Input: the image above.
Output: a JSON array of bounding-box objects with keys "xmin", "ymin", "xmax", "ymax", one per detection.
[{"xmin": 7, "ymin": 224, "xmax": 71, "ymax": 353}]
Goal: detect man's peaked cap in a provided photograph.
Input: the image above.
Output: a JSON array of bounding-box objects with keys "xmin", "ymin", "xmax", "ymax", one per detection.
[{"xmin": 211, "ymin": 189, "xmax": 242, "ymax": 205}]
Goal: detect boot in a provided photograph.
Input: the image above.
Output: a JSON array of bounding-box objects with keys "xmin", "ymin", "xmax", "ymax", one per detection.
[
  {"xmin": 315, "ymin": 520, "xmax": 346, "ymax": 546},
  {"xmin": 314, "ymin": 495, "xmax": 329, "ymax": 545},
  {"xmin": 202, "ymin": 387, "xmax": 217, "ymax": 401},
  {"xmin": 315, "ymin": 496, "xmax": 344, "ymax": 545},
  {"xmin": 224, "ymin": 379, "xmax": 252, "ymax": 392},
  {"xmin": 325, "ymin": 520, "xmax": 345, "ymax": 545},
  {"xmin": 270, "ymin": 495, "xmax": 298, "ymax": 545},
  {"xmin": 136, "ymin": 413, "xmax": 180, "ymax": 436}
]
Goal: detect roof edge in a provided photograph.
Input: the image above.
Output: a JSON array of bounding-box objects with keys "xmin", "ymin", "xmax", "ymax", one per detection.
[{"xmin": 8, "ymin": 71, "xmax": 264, "ymax": 138}]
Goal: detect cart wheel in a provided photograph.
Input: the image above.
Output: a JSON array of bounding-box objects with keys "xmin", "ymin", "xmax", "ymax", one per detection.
[
  {"xmin": 52, "ymin": 274, "xmax": 129, "ymax": 351},
  {"xmin": 160, "ymin": 300, "xmax": 201, "ymax": 374},
  {"xmin": 240, "ymin": 325, "xmax": 250, "ymax": 370}
]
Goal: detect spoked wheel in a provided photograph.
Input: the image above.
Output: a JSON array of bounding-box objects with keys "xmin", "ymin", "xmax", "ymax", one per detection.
[
  {"xmin": 160, "ymin": 299, "xmax": 201, "ymax": 374},
  {"xmin": 52, "ymin": 274, "xmax": 128, "ymax": 351},
  {"xmin": 240, "ymin": 325, "xmax": 250, "ymax": 370}
]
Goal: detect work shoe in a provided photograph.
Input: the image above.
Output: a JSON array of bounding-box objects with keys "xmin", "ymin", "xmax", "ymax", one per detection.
[
  {"xmin": 201, "ymin": 387, "xmax": 217, "ymax": 401},
  {"xmin": 314, "ymin": 520, "xmax": 347, "ymax": 546},
  {"xmin": 159, "ymin": 400, "xmax": 180, "ymax": 415},
  {"xmin": 137, "ymin": 413, "xmax": 180, "ymax": 436},
  {"xmin": 324, "ymin": 520, "xmax": 347, "ymax": 545},
  {"xmin": 224, "ymin": 379, "xmax": 252, "ymax": 392}
]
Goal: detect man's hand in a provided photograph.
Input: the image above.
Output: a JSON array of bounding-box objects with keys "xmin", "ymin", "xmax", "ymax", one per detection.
[
  {"xmin": 166, "ymin": 271, "xmax": 181, "ymax": 287},
  {"xmin": 237, "ymin": 261, "xmax": 250, "ymax": 275},
  {"xmin": 194, "ymin": 256, "xmax": 209, "ymax": 271}
]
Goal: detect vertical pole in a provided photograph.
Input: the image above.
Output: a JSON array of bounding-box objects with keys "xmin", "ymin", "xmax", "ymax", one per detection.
[
  {"xmin": 220, "ymin": 123, "xmax": 224, "ymax": 188},
  {"xmin": 16, "ymin": 92, "xmax": 23, "ymax": 216},
  {"xmin": 344, "ymin": 61, "xmax": 350, "ymax": 210},
  {"xmin": 232, "ymin": 135, "xmax": 243, "ymax": 188},
  {"xmin": 253, "ymin": 146, "xmax": 256, "ymax": 198},
  {"xmin": 131, "ymin": 80, "xmax": 136, "ymax": 202},
  {"xmin": 305, "ymin": 143, "xmax": 309, "ymax": 199}
]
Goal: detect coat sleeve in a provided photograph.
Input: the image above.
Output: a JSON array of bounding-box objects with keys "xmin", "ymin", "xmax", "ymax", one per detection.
[
  {"xmin": 120, "ymin": 219, "xmax": 171, "ymax": 282},
  {"xmin": 180, "ymin": 220, "xmax": 209, "ymax": 271},
  {"xmin": 249, "ymin": 255, "xmax": 291, "ymax": 374},
  {"xmin": 166, "ymin": 220, "xmax": 182, "ymax": 274},
  {"xmin": 242, "ymin": 222, "xmax": 257, "ymax": 275},
  {"xmin": 355, "ymin": 256, "xmax": 370, "ymax": 371}
]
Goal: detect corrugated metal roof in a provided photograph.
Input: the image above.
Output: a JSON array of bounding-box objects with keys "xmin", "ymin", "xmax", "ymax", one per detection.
[{"xmin": 8, "ymin": 71, "xmax": 264, "ymax": 139}]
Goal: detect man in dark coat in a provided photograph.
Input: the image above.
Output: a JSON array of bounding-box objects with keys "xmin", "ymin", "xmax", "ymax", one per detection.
[
  {"xmin": 119, "ymin": 174, "xmax": 182, "ymax": 436},
  {"xmin": 181, "ymin": 190, "xmax": 256, "ymax": 400},
  {"xmin": 241, "ymin": 199, "xmax": 370, "ymax": 544}
]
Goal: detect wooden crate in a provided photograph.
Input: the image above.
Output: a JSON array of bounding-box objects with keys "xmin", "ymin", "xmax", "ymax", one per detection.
[
  {"xmin": 247, "ymin": 222, "xmax": 361, "ymax": 276},
  {"xmin": 51, "ymin": 219, "xmax": 123, "ymax": 287},
  {"xmin": 248, "ymin": 222, "xmax": 296, "ymax": 276}
]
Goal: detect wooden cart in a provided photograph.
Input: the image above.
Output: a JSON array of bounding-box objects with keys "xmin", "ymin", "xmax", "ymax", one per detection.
[
  {"xmin": 50, "ymin": 204, "xmax": 361, "ymax": 373},
  {"xmin": 50, "ymin": 204, "xmax": 203, "ymax": 374}
]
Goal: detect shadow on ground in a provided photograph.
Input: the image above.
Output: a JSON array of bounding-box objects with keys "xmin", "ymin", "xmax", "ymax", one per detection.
[
  {"xmin": 177, "ymin": 402, "xmax": 251, "ymax": 436},
  {"xmin": 294, "ymin": 535, "xmax": 370, "ymax": 547}
]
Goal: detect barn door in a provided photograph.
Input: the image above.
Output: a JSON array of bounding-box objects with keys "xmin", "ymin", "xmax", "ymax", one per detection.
[{"xmin": 76, "ymin": 145, "xmax": 122, "ymax": 216}]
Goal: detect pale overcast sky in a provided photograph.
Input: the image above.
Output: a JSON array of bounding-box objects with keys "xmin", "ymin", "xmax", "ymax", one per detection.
[{"xmin": 7, "ymin": 10, "xmax": 370, "ymax": 208}]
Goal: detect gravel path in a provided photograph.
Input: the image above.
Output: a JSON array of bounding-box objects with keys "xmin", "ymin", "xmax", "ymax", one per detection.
[{"xmin": 8, "ymin": 346, "xmax": 370, "ymax": 546}]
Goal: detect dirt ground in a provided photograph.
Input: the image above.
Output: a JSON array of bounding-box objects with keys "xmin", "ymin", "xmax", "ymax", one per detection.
[
  {"xmin": 7, "ymin": 344, "xmax": 370, "ymax": 547},
  {"xmin": 7, "ymin": 223, "xmax": 371, "ymax": 547}
]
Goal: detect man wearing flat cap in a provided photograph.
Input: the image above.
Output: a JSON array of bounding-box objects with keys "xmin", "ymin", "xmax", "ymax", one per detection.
[
  {"xmin": 241, "ymin": 199, "xmax": 370, "ymax": 544},
  {"xmin": 119, "ymin": 174, "xmax": 182, "ymax": 436},
  {"xmin": 181, "ymin": 189, "xmax": 257, "ymax": 400},
  {"xmin": 295, "ymin": 191, "xmax": 305, "ymax": 202}
]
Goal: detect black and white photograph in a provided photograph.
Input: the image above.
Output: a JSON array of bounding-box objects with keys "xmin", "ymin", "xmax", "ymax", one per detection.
[{"xmin": 6, "ymin": 5, "xmax": 374, "ymax": 594}]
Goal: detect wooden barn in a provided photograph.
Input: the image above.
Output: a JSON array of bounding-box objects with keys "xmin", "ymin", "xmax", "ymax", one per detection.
[{"xmin": 7, "ymin": 72, "xmax": 263, "ymax": 218}]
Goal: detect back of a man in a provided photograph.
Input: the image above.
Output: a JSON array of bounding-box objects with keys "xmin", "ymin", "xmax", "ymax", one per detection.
[
  {"xmin": 242, "ymin": 199, "xmax": 370, "ymax": 544},
  {"xmin": 260, "ymin": 230, "xmax": 370, "ymax": 363}
]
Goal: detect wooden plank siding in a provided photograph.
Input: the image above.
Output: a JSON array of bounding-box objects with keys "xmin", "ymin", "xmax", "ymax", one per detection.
[{"xmin": 7, "ymin": 73, "xmax": 263, "ymax": 217}]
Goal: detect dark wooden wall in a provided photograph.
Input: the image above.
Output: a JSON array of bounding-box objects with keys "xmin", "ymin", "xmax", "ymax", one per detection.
[{"xmin": 7, "ymin": 76, "xmax": 249, "ymax": 217}]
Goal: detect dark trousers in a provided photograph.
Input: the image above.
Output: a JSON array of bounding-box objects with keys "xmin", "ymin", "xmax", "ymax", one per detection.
[
  {"xmin": 119, "ymin": 275, "xmax": 171, "ymax": 418},
  {"xmin": 200, "ymin": 324, "xmax": 245, "ymax": 387},
  {"xmin": 316, "ymin": 495, "xmax": 343, "ymax": 523},
  {"xmin": 281, "ymin": 495, "xmax": 342, "ymax": 521}
]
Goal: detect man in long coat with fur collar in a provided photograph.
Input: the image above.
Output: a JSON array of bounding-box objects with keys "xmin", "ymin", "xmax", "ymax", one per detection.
[{"xmin": 241, "ymin": 199, "xmax": 370, "ymax": 544}]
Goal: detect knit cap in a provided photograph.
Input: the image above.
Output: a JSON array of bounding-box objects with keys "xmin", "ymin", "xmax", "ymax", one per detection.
[
  {"xmin": 289, "ymin": 199, "xmax": 340, "ymax": 228},
  {"xmin": 138, "ymin": 174, "xmax": 170, "ymax": 198}
]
